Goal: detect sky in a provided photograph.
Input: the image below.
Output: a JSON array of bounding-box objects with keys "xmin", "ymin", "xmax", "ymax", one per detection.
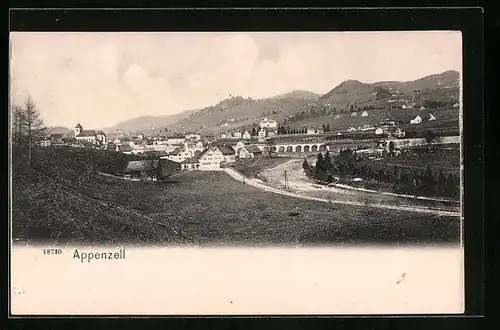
[{"xmin": 10, "ymin": 31, "xmax": 462, "ymax": 129}]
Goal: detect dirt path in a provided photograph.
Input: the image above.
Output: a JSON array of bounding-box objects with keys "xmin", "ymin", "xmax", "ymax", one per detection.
[{"xmin": 224, "ymin": 166, "xmax": 460, "ymax": 217}]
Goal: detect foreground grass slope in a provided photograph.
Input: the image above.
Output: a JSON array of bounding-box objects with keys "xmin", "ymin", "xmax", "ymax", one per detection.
[{"xmin": 11, "ymin": 147, "xmax": 460, "ymax": 246}]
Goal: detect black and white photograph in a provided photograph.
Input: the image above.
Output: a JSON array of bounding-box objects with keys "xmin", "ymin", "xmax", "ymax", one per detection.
[
  {"xmin": 9, "ymin": 29, "xmax": 466, "ymax": 315},
  {"xmin": 10, "ymin": 31, "xmax": 462, "ymax": 247}
]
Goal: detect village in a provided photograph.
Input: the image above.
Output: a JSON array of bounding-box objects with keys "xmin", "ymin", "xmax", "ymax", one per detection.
[{"xmin": 37, "ymin": 103, "xmax": 459, "ymax": 183}]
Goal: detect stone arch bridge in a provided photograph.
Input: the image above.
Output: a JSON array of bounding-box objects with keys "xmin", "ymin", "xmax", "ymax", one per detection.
[{"xmin": 260, "ymin": 143, "xmax": 330, "ymax": 154}]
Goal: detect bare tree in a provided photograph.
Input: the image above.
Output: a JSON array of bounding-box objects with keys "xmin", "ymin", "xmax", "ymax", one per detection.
[
  {"xmin": 143, "ymin": 151, "xmax": 161, "ymax": 181},
  {"xmin": 24, "ymin": 96, "xmax": 47, "ymax": 166},
  {"xmin": 12, "ymin": 96, "xmax": 47, "ymax": 166},
  {"xmin": 12, "ymin": 104, "xmax": 26, "ymax": 145}
]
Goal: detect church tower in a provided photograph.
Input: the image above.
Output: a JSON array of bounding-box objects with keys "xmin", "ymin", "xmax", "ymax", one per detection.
[{"xmin": 75, "ymin": 123, "xmax": 83, "ymax": 137}]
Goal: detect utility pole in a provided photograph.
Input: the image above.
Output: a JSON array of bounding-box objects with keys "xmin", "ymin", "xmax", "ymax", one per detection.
[{"xmin": 284, "ymin": 170, "xmax": 288, "ymax": 190}]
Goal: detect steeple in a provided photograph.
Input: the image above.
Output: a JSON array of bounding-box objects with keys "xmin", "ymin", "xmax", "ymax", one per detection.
[{"xmin": 75, "ymin": 123, "xmax": 83, "ymax": 136}]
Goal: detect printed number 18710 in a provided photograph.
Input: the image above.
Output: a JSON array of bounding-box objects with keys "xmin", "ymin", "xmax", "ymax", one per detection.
[{"xmin": 43, "ymin": 248, "xmax": 63, "ymax": 255}]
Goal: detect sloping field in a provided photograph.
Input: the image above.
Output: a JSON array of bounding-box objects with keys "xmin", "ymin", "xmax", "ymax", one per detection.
[{"xmin": 11, "ymin": 147, "xmax": 460, "ymax": 246}]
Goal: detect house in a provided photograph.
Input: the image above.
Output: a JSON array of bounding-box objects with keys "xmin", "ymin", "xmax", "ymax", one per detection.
[
  {"xmin": 393, "ymin": 128, "xmax": 406, "ymax": 138},
  {"xmin": 235, "ymin": 141, "xmax": 248, "ymax": 152},
  {"xmin": 137, "ymin": 134, "xmax": 144, "ymax": 140},
  {"xmin": 361, "ymin": 111, "xmax": 369, "ymax": 117},
  {"xmin": 123, "ymin": 159, "xmax": 181, "ymax": 181},
  {"xmin": 49, "ymin": 133, "xmax": 64, "ymax": 142},
  {"xmin": 375, "ymin": 127, "xmax": 384, "ymax": 135},
  {"xmin": 334, "ymin": 115, "xmax": 341, "ymax": 120},
  {"xmin": 39, "ymin": 139, "xmax": 52, "ymax": 147},
  {"xmin": 401, "ymin": 104, "xmax": 410, "ymax": 109},
  {"xmin": 220, "ymin": 132, "xmax": 228, "ymax": 139},
  {"xmin": 347, "ymin": 127, "xmax": 357, "ymax": 132},
  {"xmin": 197, "ymin": 147, "xmax": 226, "ymax": 171},
  {"xmin": 316, "ymin": 127, "xmax": 325, "ymax": 134},
  {"xmin": 306, "ymin": 128, "xmax": 316, "ymax": 135},
  {"xmin": 74, "ymin": 123, "xmax": 106, "ymax": 144},
  {"xmin": 233, "ymin": 131, "xmax": 242, "ymax": 139},
  {"xmin": 181, "ymin": 157, "xmax": 201, "ymax": 171},
  {"xmin": 267, "ymin": 130, "xmax": 277, "ymax": 137},
  {"xmin": 361, "ymin": 124, "xmax": 375, "ymax": 131},
  {"xmin": 410, "ymin": 115, "xmax": 423, "ymax": 124},
  {"xmin": 185, "ymin": 132, "xmax": 201, "ymax": 140},
  {"xmin": 238, "ymin": 145, "xmax": 263, "ymax": 159},
  {"xmin": 428, "ymin": 113, "xmax": 437, "ymax": 121},
  {"xmin": 166, "ymin": 147, "xmax": 194, "ymax": 163},
  {"xmin": 259, "ymin": 118, "xmax": 278, "ymax": 129},
  {"xmin": 215, "ymin": 144, "xmax": 236, "ymax": 165},
  {"xmin": 419, "ymin": 106, "xmax": 426, "ymax": 111},
  {"xmin": 258, "ymin": 128, "xmax": 267, "ymax": 138},
  {"xmin": 453, "ymin": 102, "xmax": 460, "ymax": 108},
  {"xmin": 351, "ymin": 112, "xmax": 358, "ymax": 116},
  {"xmin": 242, "ymin": 130, "xmax": 251, "ymax": 139},
  {"xmin": 115, "ymin": 144, "xmax": 133, "ymax": 154}
]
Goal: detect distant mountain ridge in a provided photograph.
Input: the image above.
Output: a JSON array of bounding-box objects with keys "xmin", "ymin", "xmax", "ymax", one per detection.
[{"xmin": 83, "ymin": 70, "xmax": 459, "ymax": 135}]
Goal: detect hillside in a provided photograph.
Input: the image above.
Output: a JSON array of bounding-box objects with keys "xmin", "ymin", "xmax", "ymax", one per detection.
[
  {"xmin": 46, "ymin": 126, "xmax": 72, "ymax": 136},
  {"xmin": 96, "ymin": 70, "xmax": 459, "ymax": 135},
  {"xmin": 269, "ymin": 90, "xmax": 321, "ymax": 100},
  {"xmin": 11, "ymin": 146, "xmax": 190, "ymax": 245},
  {"xmin": 166, "ymin": 95, "xmax": 313, "ymax": 135},
  {"xmin": 102, "ymin": 109, "xmax": 197, "ymax": 135}
]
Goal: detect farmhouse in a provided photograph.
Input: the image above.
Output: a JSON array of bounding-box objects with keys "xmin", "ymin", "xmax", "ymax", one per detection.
[
  {"xmin": 123, "ymin": 159, "xmax": 181, "ymax": 181},
  {"xmin": 197, "ymin": 147, "xmax": 225, "ymax": 170},
  {"xmin": 74, "ymin": 123, "xmax": 106, "ymax": 144},
  {"xmin": 259, "ymin": 118, "xmax": 278, "ymax": 129},
  {"xmin": 166, "ymin": 147, "xmax": 194, "ymax": 163},
  {"xmin": 49, "ymin": 133, "xmax": 64, "ymax": 142},
  {"xmin": 185, "ymin": 132, "xmax": 201, "ymax": 140},
  {"xmin": 215, "ymin": 144, "xmax": 236, "ymax": 165},
  {"xmin": 334, "ymin": 115, "xmax": 341, "ymax": 120},
  {"xmin": 220, "ymin": 132, "xmax": 228, "ymax": 139},
  {"xmin": 410, "ymin": 115, "xmax": 423, "ymax": 124},
  {"xmin": 233, "ymin": 131, "xmax": 242, "ymax": 139},
  {"xmin": 453, "ymin": 102, "xmax": 460, "ymax": 108},
  {"xmin": 419, "ymin": 106, "xmax": 426, "ymax": 111},
  {"xmin": 238, "ymin": 145, "xmax": 263, "ymax": 159},
  {"xmin": 267, "ymin": 130, "xmax": 277, "ymax": 137},
  {"xmin": 351, "ymin": 112, "xmax": 358, "ymax": 117},
  {"xmin": 115, "ymin": 144, "xmax": 133, "ymax": 154},
  {"xmin": 316, "ymin": 127, "xmax": 325, "ymax": 134},
  {"xmin": 361, "ymin": 111, "xmax": 369, "ymax": 117},
  {"xmin": 306, "ymin": 128, "xmax": 316, "ymax": 134},
  {"xmin": 181, "ymin": 157, "xmax": 200, "ymax": 171},
  {"xmin": 375, "ymin": 128, "xmax": 384, "ymax": 135},
  {"xmin": 242, "ymin": 130, "xmax": 251, "ymax": 139}
]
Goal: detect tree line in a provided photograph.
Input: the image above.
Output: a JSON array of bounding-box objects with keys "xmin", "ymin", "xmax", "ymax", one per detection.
[
  {"xmin": 12, "ymin": 96, "xmax": 47, "ymax": 166},
  {"xmin": 302, "ymin": 149, "xmax": 459, "ymax": 199}
]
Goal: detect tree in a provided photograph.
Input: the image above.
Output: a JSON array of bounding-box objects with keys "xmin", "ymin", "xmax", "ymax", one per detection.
[
  {"xmin": 143, "ymin": 151, "xmax": 161, "ymax": 181},
  {"xmin": 13, "ymin": 97, "xmax": 47, "ymax": 166},
  {"xmin": 437, "ymin": 169, "xmax": 447, "ymax": 196},
  {"xmin": 422, "ymin": 165, "xmax": 436, "ymax": 196},
  {"xmin": 325, "ymin": 123, "xmax": 330, "ymax": 132},
  {"xmin": 251, "ymin": 127, "xmax": 257, "ymax": 136},
  {"xmin": 425, "ymin": 130, "xmax": 436, "ymax": 151},
  {"xmin": 323, "ymin": 151, "xmax": 333, "ymax": 173},
  {"xmin": 388, "ymin": 141, "xmax": 395, "ymax": 156},
  {"xmin": 12, "ymin": 105, "xmax": 28, "ymax": 146},
  {"xmin": 265, "ymin": 138, "xmax": 275, "ymax": 158}
]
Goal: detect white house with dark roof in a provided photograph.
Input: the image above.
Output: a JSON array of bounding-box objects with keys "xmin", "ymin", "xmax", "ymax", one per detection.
[
  {"xmin": 74, "ymin": 123, "xmax": 106, "ymax": 144},
  {"xmin": 242, "ymin": 130, "xmax": 251, "ymax": 139},
  {"xmin": 238, "ymin": 145, "xmax": 263, "ymax": 159}
]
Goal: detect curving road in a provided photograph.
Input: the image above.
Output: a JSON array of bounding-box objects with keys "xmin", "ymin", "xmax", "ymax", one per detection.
[{"xmin": 224, "ymin": 162, "xmax": 460, "ymax": 217}]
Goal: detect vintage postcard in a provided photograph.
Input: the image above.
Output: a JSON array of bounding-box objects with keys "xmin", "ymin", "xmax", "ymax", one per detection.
[{"xmin": 9, "ymin": 31, "xmax": 464, "ymax": 315}]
